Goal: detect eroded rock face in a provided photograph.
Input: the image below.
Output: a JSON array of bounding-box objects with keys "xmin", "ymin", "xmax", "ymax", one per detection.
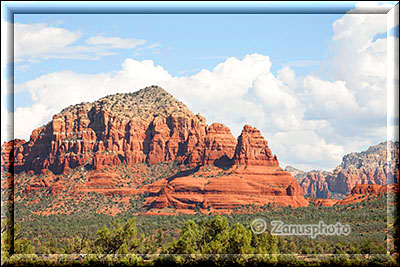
[
  {"xmin": 3, "ymin": 86, "xmax": 236, "ymax": 174},
  {"xmin": 287, "ymin": 141, "xmax": 399, "ymax": 197},
  {"xmin": 326, "ymin": 142, "xmax": 397, "ymax": 194},
  {"xmin": 299, "ymin": 172, "xmax": 331, "ymax": 198},
  {"xmin": 139, "ymin": 124, "xmax": 308, "ymax": 210},
  {"xmin": 185, "ymin": 122, "xmax": 237, "ymax": 167},
  {"xmin": 140, "ymin": 168, "xmax": 308, "ymax": 210},
  {"xmin": 234, "ymin": 125, "xmax": 279, "ymax": 166},
  {"xmin": 1, "ymin": 139, "xmax": 26, "ymax": 173},
  {"xmin": 2, "ymin": 85, "xmax": 308, "ymax": 213},
  {"xmin": 203, "ymin": 123, "xmax": 237, "ymax": 165}
]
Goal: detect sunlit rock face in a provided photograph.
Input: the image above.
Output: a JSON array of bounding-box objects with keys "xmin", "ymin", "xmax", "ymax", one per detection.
[{"xmin": 2, "ymin": 85, "xmax": 309, "ymax": 211}]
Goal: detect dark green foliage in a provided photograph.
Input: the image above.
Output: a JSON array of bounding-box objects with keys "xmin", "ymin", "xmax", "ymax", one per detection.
[
  {"xmin": 94, "ymin": 218, "xmax": 139, "ymax": 254},
  {"xmin": 2, "ymin": 213, "xmax": 399, "ymax": 266},
  {"xmin": 168, "ymin": 216, "xmax": 276, "ymax": 257},
  {"xmin": 4, "ymin": 189, "xmax": 397, "ymax": 266}
]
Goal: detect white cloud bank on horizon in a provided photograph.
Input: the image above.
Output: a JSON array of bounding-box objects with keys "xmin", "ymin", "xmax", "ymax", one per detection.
[{"xmin": 6, "ymin": 2, "xmax": 399, "ymax": 171}]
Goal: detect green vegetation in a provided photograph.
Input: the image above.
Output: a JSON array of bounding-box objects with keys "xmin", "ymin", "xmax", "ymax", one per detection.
[
  {"xmin": 14, "ymin": 194, "xmax": 391, "ymax": 249},
  {"xmin": 2, "ymin": 161, "xmax": 398, "ymax": 266},
  {"xmin": 2, "ymin": 211, "xmax": 398, "ymax": 266}
]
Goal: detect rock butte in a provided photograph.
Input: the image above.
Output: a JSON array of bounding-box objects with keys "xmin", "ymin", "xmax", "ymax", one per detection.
[{"xmin": 2, "ymin": 85, "xmax": 309, "ymax": 212}]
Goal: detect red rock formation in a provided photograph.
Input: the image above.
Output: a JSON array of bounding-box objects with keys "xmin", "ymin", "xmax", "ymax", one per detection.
[
  {"xmin": 140, "ymin": 167, "xmax": 308, "ymax": 211},
  {"xmin": 139, "ymin": 124, "xmax": 308, "ymax": 210},
  {"xmin": 4, "ymin": 86, "xmax": 309, "ymax": 214},
  {"xmin": 3, "ymin": 87, "xmax": 242, "ymax": 176},
  {"xmin": 349, "ymin": 184, "xmax": 386, "ymax": 195},
  {"xmin": 288, "ymin": 141, "xmax": 399, "ymax": 198},
  {"xmin": 311, "ymin": 183, "xmax": 398, "ymax": 207},
  {"xmin": 300, "ymin": 172, "xmax": 331, "ymax": 198},
  {"xmin": 234, "ymin": 125, "xmax": 279, "ymax": 166},
  {"xmin": 1, "ymin": 139, "xmax": 26, "ymax": 173},
  {"xmin": 186, "ymin": 123, "xmax": 237, "ymax": 167}
]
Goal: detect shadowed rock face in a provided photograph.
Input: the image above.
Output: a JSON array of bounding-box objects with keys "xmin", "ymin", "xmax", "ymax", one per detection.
[
  {"xmin": 286, "ymin": 141, "xmax": 399, "ymax": 198},
  {"xmin": 299, "ymin": 171, "xmax": 331, "ymax": 198},
  {"xmin": 2, "ymin": 85, "xmax": 309, "ymax": 211}
]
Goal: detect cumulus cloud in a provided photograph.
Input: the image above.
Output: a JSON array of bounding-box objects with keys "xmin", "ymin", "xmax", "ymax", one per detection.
[
  {"xmin": 326, "ymin": 2, "xmax": 391, "ymax": 107},
  {"xmin": 325, "ymin": 2, "xmax": 394, "ymax": 107},
  {"xmin": 300, "ymin": 76, "xmax": 359, "ymax": 120},
  {"xmin": 307, "ymin": 1, "xmax": 397, "ymax": 150},
  {"xmin": 12, "ymin": 54, "xmax": 342, "ymax": 170},
  {"xmin": 1, "ymin": 105, "xmax": 12, "ymax": 144},
  {"xmin": 14, "ymin": 104, "xmax": 56, "ymax": 141},
  {"xmin": 277, "ymin": 66, "xmax": 296, "ymax": 87},
  {"xmin": 247, "ymin": 72, "xmax": 302, "ymax": 132},
  {"xmin": 270, "ymin": 130, "xmax": 345, "ymax": 171}
]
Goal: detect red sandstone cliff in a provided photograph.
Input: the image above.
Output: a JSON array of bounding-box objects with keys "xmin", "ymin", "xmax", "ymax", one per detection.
[
  {"xmin": 138, "ymin": 125, "xmax": 308, "ymax": 212},
  {"xmin": 1, "ymin": 86, "xmax": 308, "ymax": 213},
  {"xmin": 2, "ymin": 86, "xmax": 240, "ymax": 175}
]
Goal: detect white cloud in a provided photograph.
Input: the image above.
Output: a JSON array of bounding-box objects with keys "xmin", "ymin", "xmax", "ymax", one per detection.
[
  {"xmin": 13, "ymin": 104, "xmax": 55, "ymax": 143},
  {"xmin": 15, "ymin": 23, "xmax": 81, "ymax": 62},
  {"xmin": 301, "ymin": 76, "xmax": 359, "ymax": 120},
  {"xmin": 86, "ymin": 35, "xmax": 145, "ymax": 49},
  {"xmin": 247, "ymin": 72, "xmax": 302, "ymax": 132},
  {"xmin": 136, "ymin": 42, "xmax": 162, "ymax": 51},
  {"xmin": 327, "ymin": 2, "xmax": 389, "ymax": 91},
  {"xmin": 146, "ymin": 43, "xmax": 162, "ymax": 49},
  {"xmin": 13, "ymin": 54, "xmax": 343, "ymax": 170},
  {"xmin": 134, "ymin": 43, "xmax": 162, "ymax": 56},
  {"xmin": 14, "ymin": 59, "xmax": 173, "ymax": 118},
  {"xmin": 14, "ymin": 22, "xmax": 148, "ymax": 63},
  {"xmin": 277, "ymin": 66, "xmax": 296, "ymax": 87},
  {"xmin": 270, "ymin": 130, "xmax": 345, "ymax": 171},
  {"xmin": 1, "ymin": 105, "xmax": 12, "ymax": 144},
  {"xmin": 13, "ymin": 54, "xmax": 275, "ymax": 138},
  {"xmin": 311, "ymin": 1, "xmax": 396, "ymax": 145}
]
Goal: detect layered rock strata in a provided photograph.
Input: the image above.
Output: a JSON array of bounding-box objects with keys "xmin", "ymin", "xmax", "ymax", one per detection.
[{"xmin": 2, "ymin": 85, "xmax": 308, "ymax": 212}]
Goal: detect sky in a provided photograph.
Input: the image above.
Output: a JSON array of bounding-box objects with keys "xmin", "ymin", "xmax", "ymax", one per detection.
[{"xmin": 1, "ymin": 1, "xmax": 399, "ymax": 171}]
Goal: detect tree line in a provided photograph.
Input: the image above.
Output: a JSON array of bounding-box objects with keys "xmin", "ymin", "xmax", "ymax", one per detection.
[{"xmin": 1, "ymin": 215, "xmax": 397, "ymax": 266}]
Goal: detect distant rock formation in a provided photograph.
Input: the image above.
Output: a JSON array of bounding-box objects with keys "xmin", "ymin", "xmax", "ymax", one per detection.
[
  {"xmin": 311, "ymin": 183, "xmax": 397, "ymax": 207},
  {"xmin": 286, "ymin": 141, "xmax": 399, "ymax": 197}
]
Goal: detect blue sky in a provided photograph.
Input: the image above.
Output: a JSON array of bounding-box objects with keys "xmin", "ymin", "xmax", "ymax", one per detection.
[
  {"xmin": 2, "ymin": 2, "xmax": 399, "ymax": 171},
  {"xmin": 11, "ymin": 13, "xmax": 344, "ymax": 108}
]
